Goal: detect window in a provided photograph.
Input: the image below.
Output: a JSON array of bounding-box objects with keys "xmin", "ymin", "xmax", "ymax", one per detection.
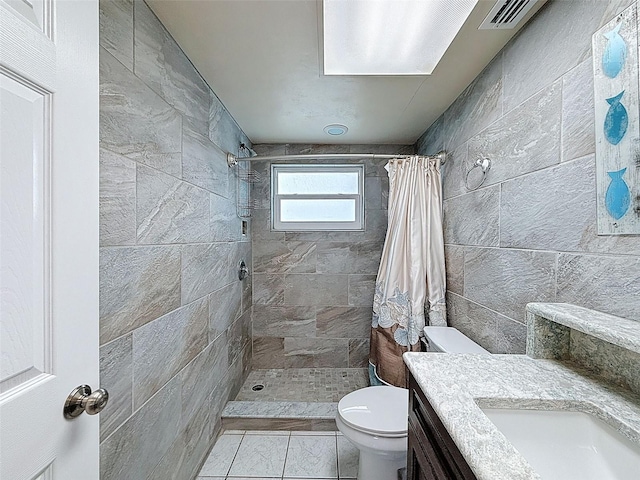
[{"xmin": 272, "ymin": 164, "xmax": 364, "ymax": 231}]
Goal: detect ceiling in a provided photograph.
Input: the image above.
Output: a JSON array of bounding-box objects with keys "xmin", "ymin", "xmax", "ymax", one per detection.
[{"xmin": 147, "ymin": 0, "xmax": 546, "ymax": 145}]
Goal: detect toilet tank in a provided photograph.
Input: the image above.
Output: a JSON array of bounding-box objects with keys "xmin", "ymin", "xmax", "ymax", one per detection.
[{"xmin": 423, "ymin": 327, "xmax": 490, "ymax": 354}]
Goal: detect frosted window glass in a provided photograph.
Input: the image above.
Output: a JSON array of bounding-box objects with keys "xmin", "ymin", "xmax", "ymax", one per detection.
[
  {"xmin": 278, "ymin": 171, "xmax": 359, "ymax": 195},
  {"xmin": 281, "ymin": 199, "xmax": 356, "ymax": 222}
]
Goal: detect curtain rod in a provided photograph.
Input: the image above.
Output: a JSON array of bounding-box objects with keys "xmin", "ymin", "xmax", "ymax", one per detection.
[{"xmin": 226, "ymin": 151, "xmax": 447, "ymax": 167}]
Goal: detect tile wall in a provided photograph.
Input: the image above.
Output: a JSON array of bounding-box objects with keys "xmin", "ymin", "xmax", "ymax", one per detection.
[
  {"xmin": 416, "ymin": 0, "xmax": 640, "ymax": 354},
  {"xmin": 250, "ymin": 144, "xmax": 413, "ymax": 369},
  {"xmin": 98, "ymin": 1, "xmax": 252, "ymax": 479}
]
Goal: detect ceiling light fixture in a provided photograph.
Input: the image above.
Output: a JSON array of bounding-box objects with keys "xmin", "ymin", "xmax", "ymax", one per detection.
[
  {"xmin": 323, "ymin": 0, "xmax": 478, "ymax": 76},
  {"xmin": 324, "ymin": 124, "xmax": 348, "ymax": 136}
]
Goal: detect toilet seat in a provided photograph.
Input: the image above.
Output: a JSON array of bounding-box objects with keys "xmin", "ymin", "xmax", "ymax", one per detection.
[{"xmin": 337, "ymin": 386, "xmax": 408, "ymax": 437}]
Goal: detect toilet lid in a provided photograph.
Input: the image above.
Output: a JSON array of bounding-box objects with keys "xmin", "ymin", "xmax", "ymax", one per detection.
[{"xmin": 337, "ymin": 386, "xmax": 408, "ymax": 436}]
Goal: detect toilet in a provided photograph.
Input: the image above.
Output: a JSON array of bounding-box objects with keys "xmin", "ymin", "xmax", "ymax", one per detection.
[{"xmin": 336, "ymin": 327, "xmax": 489, "ymax": 480}]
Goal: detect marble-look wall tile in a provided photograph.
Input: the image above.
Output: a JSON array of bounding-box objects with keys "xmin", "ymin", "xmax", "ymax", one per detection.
[
  {"xmin": 464, "ymin": 248, "xmax": 556, "ymax": 322},
  {"xmin": 495, "ymin": 316, "xmax": 527, "ymax": 355},
  {"xmin": 99, "ymin": 0, "xmax": 133, "ymax": 71},
  {"xmin": 415, "ymin": 115, "xmax": 444, "ymax": 155},
  {"xmin": 443, "ymin": 185, "xmax": 500, "ymax": 246},
  {"xmin": 99, "ymin": 48, "xmax": 182, "ymax": 176},
  {"xmin": 349, "ymin": 144, "xmax": 414, "ymax": 157},
  {"xmin": 445, "ymin": 245, "xmax": 464, "ymax": 295},
  {"xmin": 445, "ymin": 292, "xmax": 524, "ymax": 355},
  {"xmin": 241, "ymin": 272, "xmax": 252, "ymax": 313},
  {"xmin": 99, "ymin": 148, "xmax": 136, "ymax": 246},
  {"xmin": 228, "ymin": 310, "xmax": 251, "ymax": 366},
  {"xmin": 444, "ymin": 56, "xmax": 502, "ymax": 150},
  {"xmin": 562, "ymin": 58, "xmax": 595, "ymax": 162},
  {"xmin": 100, "ymin": 376, "xmax": 181, "ymax": 480},
  {"xmin": 252, "ymin": 143, "xmax": 287, "ymax": 156},
  {"xmin": 365, "ymin": 176, "xmax": 383, "ymax": 210},
  {"xmin": 252, "ymin": 305, "xmax": 316, "ymax": 338},
  {"xmin": 380, "ymin": 175, "xmax": 389, "ymax": 210},
  {"xmin": 132, "ymin": 298, "xmax": 208, "ymax": 408},
  {"xmin": 250, "ymin": 161, "xmax": 271, "ymax": 210},
  {"xmin": 158, "ymin": 400, "xmax": 212, "ymax": 480},
  {"xmin": 317, "ymin": 242, "xmax": 382, "ymax": 275},
  {"xmin": 99, "ymin": 334, "xmax": 132, "ymax": 442},
  {"xmin": 467, "ymin": 81, "xmax": 561, "ymax": 187},
  {"xmin": 286, "ymin": 144, "xmax": 351, "ymax": 155},
  {"xmin": 209, "ymin": 282, "xmax": 242, "ymax": 341},
  {"xmin": 181, "ymin": 243, "xmax": 236, "ymax": 304},
  {"xmin": 100, "ymin": 246, "xmax": 181, "ymax": 344},
  {"xmin": 134, "ymin": 0, "xmax": 209, "ymax": 122},
  {"xmin": 211, "ymin": 192, "xmax": 241, "ymax": 242},
  {"xmin": 414, "ymin": 0, "xmax": 640, "ymax": 361},
  {"xmin": 348, "ymin": 274, "xmax": 376, "ymax": 306},
  {"xmin": 446, "ymin": 292, "xmax": 498, "ymax": 352},
  {"xmin": 284, "ymin": 274, "xmax": 349, "ymax": 306},
  {"xmin": 502, "ymin": 0, "xmax": 634, "ymax": 113},
  {"xmin": 284, "ymin": 338, "xmax": 349, "ymax": 368},
  {"xmin": 136, "ymin": 164, "xmax": 210, "ymax": 244},
  {"xmin": 316, "ymin": 306, "xmax": 371, "ymax": 339},
  {"xmin": 181, "ymin": 334, "xmax": 229, "ymax": 429},
  {"xmin": 500, "ymin": 156, "xmax": 595, "ymax": 251},
  {"xmin": 349, "ymin": 339, "xmax": 370, "ymax": 367},
  {"xmin": 100, "ymin": 1, "xmax": 251, "ymax": 477},
  {"xmin": 252, "ymin": 337, "xmax": 285, "ymax": 368},
  {"xmin": 146, "ymin": 428, "xmax": 187, "ymax": 480},
  {"xmin": 209, "ymin": 91, "xmax": 248, "ymax": 155},
  {"xmin": 557, "ymin": 254, "xmax": 640, "ymax": 320},
  {"xmin": 252, "ymin": 274, "xmax": 285, "ymax": 305},
  {"xmin": 251, "ymin": 144, "xmax": 401, "ymax": 369},
  {"xmin": 441, "ymin": 142, "xmax": 468, "ymax": 200},
  {"xmin": 252, "ymin": 209, "xmax": 285, "ymax": 241},
  {"xmin": 254, "ymin": 241, "xmax": 317, "ymax": 274},
  {"xmin": 183, "ymin": 117, "xmax": 229, "ymax": 197}
]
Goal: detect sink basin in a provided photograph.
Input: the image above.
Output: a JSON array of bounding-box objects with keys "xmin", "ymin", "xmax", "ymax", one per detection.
[{"xmin": 481, "ymin": 408, "xmax": 640, "ymax": 480}]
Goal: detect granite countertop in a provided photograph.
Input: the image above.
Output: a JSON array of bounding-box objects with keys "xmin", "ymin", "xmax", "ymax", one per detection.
[{"xmin": 403, "ymin": 352, "xmax": 640, "ymax": 480}]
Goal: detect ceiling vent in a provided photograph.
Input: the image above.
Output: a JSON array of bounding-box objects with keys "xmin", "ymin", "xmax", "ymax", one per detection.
[{"xmin": 478, "ymin": 0, "xmax": 540, "ymax": 30}]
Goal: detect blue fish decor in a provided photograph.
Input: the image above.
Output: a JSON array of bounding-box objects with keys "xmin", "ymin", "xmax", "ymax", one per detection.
[
  {"xmin": 604, "ymin": 91, "xmax": 628, "ymax": 145},
  {"xmin": 602, "ymin": 23, "xmax": 627, "ymax": 78},
  {"xmin": 605, "ymin": 168, "xmax": 631, "ymax": 220}
]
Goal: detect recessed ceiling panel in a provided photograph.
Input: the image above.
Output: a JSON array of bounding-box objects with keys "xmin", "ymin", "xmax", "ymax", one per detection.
[{"xmin": 323, "ymin": 0, "xmax": 478, "ymax": 75}]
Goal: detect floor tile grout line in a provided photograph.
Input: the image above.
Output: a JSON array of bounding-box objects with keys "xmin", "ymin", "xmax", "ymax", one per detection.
[
  {"xmin": 224, "ymin": 432, "xmax": 245, "ymax": 478},
  {"xmin": 281, "ymin": 433, "xmax": 293, "ymax": 479}
]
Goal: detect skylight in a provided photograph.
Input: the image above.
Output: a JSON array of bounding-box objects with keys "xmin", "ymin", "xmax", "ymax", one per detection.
[{"xmin": 323, "ymin": 0, "xmax": 479, "ymax": 76}]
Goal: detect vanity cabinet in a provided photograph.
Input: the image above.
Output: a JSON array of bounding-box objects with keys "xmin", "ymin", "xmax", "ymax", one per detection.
[{"xmin": 407, "ymin": 371, "xmax": 477, "ymax": 480}]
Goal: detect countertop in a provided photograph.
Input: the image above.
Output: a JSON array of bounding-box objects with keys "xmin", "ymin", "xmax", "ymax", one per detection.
[{"xmin": 403, "ymin": 353, "xmax": 640, "ymax": 480}]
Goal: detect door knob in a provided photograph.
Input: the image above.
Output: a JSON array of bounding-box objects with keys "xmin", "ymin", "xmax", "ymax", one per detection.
[{"xmin": 63, "ymin": 385, "xmax": 109, "ymax": 419}]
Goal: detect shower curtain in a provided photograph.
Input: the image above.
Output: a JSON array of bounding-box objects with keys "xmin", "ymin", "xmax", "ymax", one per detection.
[{"xmin": 369, "ymin": 155, "xmax": 447, "ymax": 387}]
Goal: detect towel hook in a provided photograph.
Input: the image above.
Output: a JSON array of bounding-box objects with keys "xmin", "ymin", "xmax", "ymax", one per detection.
[{"xmin": 464, "ymin": 156, "xmax": 491, "ymax": 191}]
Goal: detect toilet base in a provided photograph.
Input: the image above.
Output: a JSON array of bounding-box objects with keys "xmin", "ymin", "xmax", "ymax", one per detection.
[{"xmin": 357, "ymin": 449, "xmax": 407, "ymax": 480}]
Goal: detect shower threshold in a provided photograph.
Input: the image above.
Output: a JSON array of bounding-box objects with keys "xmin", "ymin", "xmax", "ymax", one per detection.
[{"xmin": 222, "ymin": 368, "xmax": 368, "ymax": 431}]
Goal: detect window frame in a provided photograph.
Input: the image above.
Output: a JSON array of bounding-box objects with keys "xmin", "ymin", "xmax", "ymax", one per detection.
[{"xmin": 271, "ymin": 164, "xmax": 365, "ymax": 231}]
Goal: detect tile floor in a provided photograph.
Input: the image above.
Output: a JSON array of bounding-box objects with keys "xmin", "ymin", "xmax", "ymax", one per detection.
[
  {"xmin": 235, "ymin": 368, "xmax": 369, "ymax": 402},
  {"xmin": 196, "ymin": 430, "xmax": 359, "ymax": 479}
]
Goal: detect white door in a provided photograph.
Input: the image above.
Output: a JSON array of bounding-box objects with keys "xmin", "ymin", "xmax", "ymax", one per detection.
[{"xmin": 0, "ymin": 0, "xmax": 100, "ymax": 479}]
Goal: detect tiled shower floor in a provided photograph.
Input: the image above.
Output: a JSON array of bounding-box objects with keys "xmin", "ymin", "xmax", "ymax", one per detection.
[{"xmin": 234, "ymin": 368, "xmax": 369, "ymax": 402}]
